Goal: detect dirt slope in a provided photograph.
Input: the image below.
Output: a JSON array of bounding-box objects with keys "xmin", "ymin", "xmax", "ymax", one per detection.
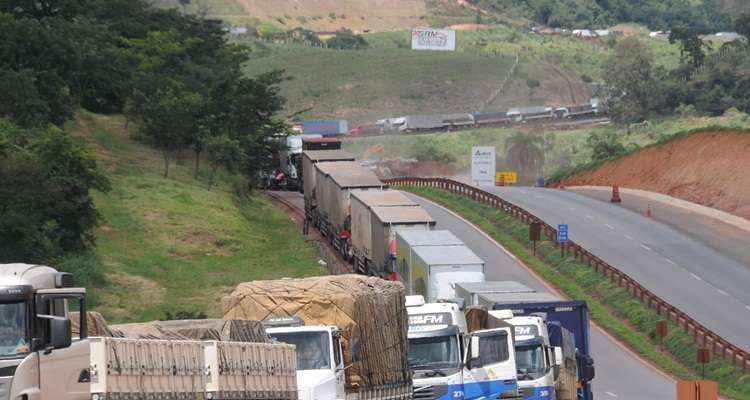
[{"xmin": 558, "ymin": 131, "xmax": 750, "ymax": 219}]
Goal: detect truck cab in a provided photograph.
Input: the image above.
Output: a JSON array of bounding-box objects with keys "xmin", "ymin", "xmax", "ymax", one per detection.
[
  {"xmin": 490, "ymin": 312, "xmax": 559, "ymax": 400},
  {"xmin": 0, "ymin": 264, "xmax": 89, "ymax": 400},
  {"xmin": 266, "ymin": 323, "xmax": 346, "ymax": 400},
  {"xmin": 406, "ymin": 296, "xmax": 520, "ymax": 400}
]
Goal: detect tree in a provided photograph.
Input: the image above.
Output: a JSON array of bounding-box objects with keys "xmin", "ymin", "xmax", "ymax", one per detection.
[
  {"xmin": 585, "ymin": 130, "xmax": 628, "ymax": 162},
  {"xmin": 733, "ymin": 13, "xmax": 750, "ymax": 43},
  {"xmin": 327, "ymin": 28, "xmax": 368, "ymax": 50},
  {"xmin": 0, "ymin": 120, "xmax": 110, "ymax": 263},
  {"xmin": 669, "ymin": 26, "xmax": 707, "ymax": 69},
  {"xmin": 505, "ymin": 131, "xmax": 544, "ymax": 185},
  {"xmin": 604, "ymin": 37, "xmax": 663, "ymax": 123},
  {"xmin": 205, "ymin": 135, "xmax": 244, "ymax": 189}
]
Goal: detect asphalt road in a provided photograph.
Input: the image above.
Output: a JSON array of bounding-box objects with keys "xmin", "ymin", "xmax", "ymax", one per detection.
[
  {"xmin": 484, "ymin": 187, "xmax": 750, "ymax": 353},
  {"xmin": 405, "ymin": 193, "xmax": 676, "ymax": 400}
]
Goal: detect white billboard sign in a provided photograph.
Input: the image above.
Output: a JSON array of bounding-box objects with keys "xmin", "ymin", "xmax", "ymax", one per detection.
[
  {"xmin": 411, "ymin": 28, "xmax": 456, "ymax": 51},
  {"xmin": 471, "ymin": 146, "xmax": 496, "ymax": 187}
]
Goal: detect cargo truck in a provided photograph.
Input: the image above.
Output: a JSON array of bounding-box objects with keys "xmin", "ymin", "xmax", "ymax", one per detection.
[
  {"xmin": 487, "ymin": 294, "xmax": 596, "ymax": 400},
  {"xmin": 296, "ymin": 120, "xmax": 349, "ymax": 136},
  {"xmin": 405, "ymin": 295, "xmax": 522, "ymax": 400},
  {"xmin": 351, "ymin": 190, "xmax": 435, "ymax": 277},
  {"xmin": 223, "ymin": 275, "xmax": 412, "ymax": 400},
  {"xmin": 313, "ymin": 161, "xmax": 385, "ymax": 241},
  {"xmin": 395, "ymin": 230, "xmax": 485, "ymax": 302},
  {"xmin": 0, "ymin": 264, "xmax": 297, "ymax": 400},
  {"xmin": 301, "ymin": 150, "xmax": 355, "ymax": 219},
  {"xmin": 455, "ymin": 281, "xmax": 535, "ymax": 307}
]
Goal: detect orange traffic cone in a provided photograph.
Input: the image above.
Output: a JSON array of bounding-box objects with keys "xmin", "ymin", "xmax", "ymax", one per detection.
[{"xmin": 611, "ymin": 185, "xmax": 622, "ymax": 203}]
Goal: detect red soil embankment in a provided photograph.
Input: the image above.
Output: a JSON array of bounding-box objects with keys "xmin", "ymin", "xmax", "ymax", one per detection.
[{"xmin": 557, "ymin": 131, "xmax": 750, "ymax": 219}]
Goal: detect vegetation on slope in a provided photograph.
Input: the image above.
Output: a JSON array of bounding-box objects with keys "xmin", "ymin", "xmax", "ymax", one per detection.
[{"xmin": 71, "ymin": 112, "xmax": 325, "ymax": 323}]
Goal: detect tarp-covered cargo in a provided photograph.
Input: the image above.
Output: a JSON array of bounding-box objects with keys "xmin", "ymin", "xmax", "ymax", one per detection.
[
  {"xmin": 301, "ymin": 150, "xmax": 354, "ymax": 202},
  {"xmin": 109, "ymin": 319, "xmax": 271, "ymax": 343},
  {"xmin": 221, "ymin": 275, "xmax": 410, "ymax": 391},
  {"xmin": 350, "ymin": 190, "xmax": 418, "ymax": 267},
  {"xmin": 71, "ymin": 311, "xmax": 113, "ymax": 338},
  {"xmin": 315, "ymin": 162, "xmax": 385, "ymax": 233}
]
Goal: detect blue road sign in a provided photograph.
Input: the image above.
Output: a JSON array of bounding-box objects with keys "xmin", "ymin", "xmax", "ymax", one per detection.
[{"xmin": 557, "ymin": 224, "xmax": 569, "ymax": 243}]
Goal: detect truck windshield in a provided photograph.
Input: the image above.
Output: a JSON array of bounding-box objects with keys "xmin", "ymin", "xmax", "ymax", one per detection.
[
  {"xmin": 270, "ymin": 331, "xmax": 331, "ymax": 370},
  {"xmin": 408, "ymin": 335, "xmax": 459, "ymax": 368},
  {"xmin": 516, "ymin": 343, "xmax": 546, "ymax": 378},
  {"xmin": 0, "ymin": 302, "xmax": 28, "ymax": 357}
]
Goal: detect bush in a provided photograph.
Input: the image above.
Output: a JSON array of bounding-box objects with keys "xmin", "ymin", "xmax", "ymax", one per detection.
[
  {"xmin": 526, "ymin": 78, "xmax": 541, "ymax": 89},
  {"xmin": 327, "ymin": 28, "xmax": 369, "ymax": 50},
  {"xmin": 410, "ymin": 141, "xmax": 457, "ymax": 165}
]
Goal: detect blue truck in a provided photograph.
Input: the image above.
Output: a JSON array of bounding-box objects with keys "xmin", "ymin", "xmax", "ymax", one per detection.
[{"xmin": 488, "ymin": 297, "xmax": 595, "ymax": 400}]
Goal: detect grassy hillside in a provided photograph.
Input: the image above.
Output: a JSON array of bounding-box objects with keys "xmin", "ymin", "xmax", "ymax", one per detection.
[{"xmin": 68, "ymin": 112, "xmax": 326, "ymax": 323}]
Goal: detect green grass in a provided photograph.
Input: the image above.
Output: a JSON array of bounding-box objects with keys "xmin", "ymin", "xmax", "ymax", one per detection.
[
  {"xmin": 399, "ymin": 185, "xmax": 750, "ymax": 399},
  {"xmin": 67, "ymin": 111, "xmax": 326, "ymax": 323}
]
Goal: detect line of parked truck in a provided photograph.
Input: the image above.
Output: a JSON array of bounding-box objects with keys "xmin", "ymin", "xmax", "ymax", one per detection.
[{"xmin": 297, "ymin": 140, "xmax": 596, "ymax": 400}]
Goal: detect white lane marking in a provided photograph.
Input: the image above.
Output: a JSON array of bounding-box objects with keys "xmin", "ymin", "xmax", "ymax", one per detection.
[
  {"xmin": 605, "ymin": 392, "xmax": 618, "ymax": 398},
  {"xmin": 717, "ymin": 289, "xmax": 730, "ymax": 296},
  {"xmin": 586, "ymin": 214, "xmax": 594, "ymax": 220},
  {"xmin": 641, "ymin": 244, "xmax": 652, "ymax": 251},
  {"xmin": 569, "ymin": 207, "xmax": 575, "ymax": 211},
  {"xmin": 625, "ymin": 235, "xmax": 634, "ymax": 240},
  {"xmin": 605, "ymin": 223, "xmax": 615, "ymax": 230},
  {"xmin": 666, "ymin": 258, "xmax": 677, "ymax": 266},
  {"xmin": 746, "ymin": 305, "xmax": 750, "ymax": 311},
  {"xmin": 691, "ymin": 273, "xmax": 702, "ymax": 281}
]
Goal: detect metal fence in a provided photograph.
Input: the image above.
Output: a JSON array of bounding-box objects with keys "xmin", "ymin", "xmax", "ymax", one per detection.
[{"xmin": 385, "ymin": 176, "xmax": 750, "ymax": 371}]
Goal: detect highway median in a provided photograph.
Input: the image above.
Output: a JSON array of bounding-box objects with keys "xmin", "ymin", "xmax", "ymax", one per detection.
[{"xmin": 396, "ymin": 183, "xmax": 750, "ymax": 399}]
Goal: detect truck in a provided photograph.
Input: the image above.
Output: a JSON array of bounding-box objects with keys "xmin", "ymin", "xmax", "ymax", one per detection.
[
  {"xmin": 395, "ymin": 230, "xmax": 485, "ymax": 302},
  {"xmin": 223, "ymin": 275, "xmax": 413, "ymax": 400},
  {"xmin": 302, "ymin": 137, "xmax": 342, "ymax": 151},
  {"xmin": 454, "ymin": 281, "xmax": 535, "ymax": 307},
  {"xmin": 295, "ymin": 120, "xmax": 349, "ymax": 136},
  {"xmin": 279, "ymin": 134, "xmax": 323, "ymax": 190},
  {"xmin": 0, "ymin": 263, "xmax": 298, "ymax": 400},
  {"xmin": 301, "ymin": 150, "xmax": 355, "ymax": 218},
  {"xmin": 405, "ymin": 295, "xmax": 522, "ymax": 400},
  {"xmin": 485, "ymin": 293, "xmax": 596, "ymax": 400},
  {"xmin": 313, "ymin": 161, "xmax": 386, "ymax": 240},
  {"xmin": 350, "ymin": 190, "xmax": 435, "ymax": 277}
]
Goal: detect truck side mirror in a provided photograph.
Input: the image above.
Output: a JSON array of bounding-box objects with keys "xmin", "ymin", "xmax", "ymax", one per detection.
[
  {"xmin": 51, "ymin": 318, "xmax": 72, "ymax": 350},
  {"xmin": 553, "ymin": 347, "xmax": 563, "ymax": 367},
  {"xmin": 581, "ymin": 356, "xmax": 595, "ymax": 382}
]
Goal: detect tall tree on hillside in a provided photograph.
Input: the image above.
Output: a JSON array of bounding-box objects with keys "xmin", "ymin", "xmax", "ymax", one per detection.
[
  {"xmin": 505, "ymin": 131, "xmax": 544, "ymax": 186},
  {"xmin": 733, "ymin": 13, "xmax": 750, "ymax": 45},
  {"xmin": 669, "ymin": 26, "xmax": 707, "ymax": 69},
  {"xmin": 604, "ymin": 37, "xmax": 663, "ymax": 123}
]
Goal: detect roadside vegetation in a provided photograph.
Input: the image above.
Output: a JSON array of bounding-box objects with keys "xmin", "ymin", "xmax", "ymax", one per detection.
[{"xmin": 401, "ymin": 185, "xmax": 750, "ymax": 399}]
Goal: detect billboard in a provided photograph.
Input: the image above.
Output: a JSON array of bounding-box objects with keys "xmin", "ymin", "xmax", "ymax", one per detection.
[
  {"xmin": 411, "ymin": 28, "xmax": 456, "ymax": 51},
  {"xmin": 471, "ymin": 146, "xmax": 496, "ymax": 187}
]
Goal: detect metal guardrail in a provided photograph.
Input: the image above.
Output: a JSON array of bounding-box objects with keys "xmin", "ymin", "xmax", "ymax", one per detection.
[{"xmin": 385, "ymin": 177, "xmax": 750, "ymax": 371}]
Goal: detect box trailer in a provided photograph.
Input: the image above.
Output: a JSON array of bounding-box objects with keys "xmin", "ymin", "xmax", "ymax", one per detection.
[
  {"xmin": 314, "ymin": 161, "xmax": 385, "ymax": 239},
  {"xmin": 350, "ymin": 190, "xmax": 419, "ymax": 270},
  {"xmin": 455, "ymin": 281, "xmax": 535, "ymax": 307},
  {"xmin": 300, "ymin": 120, "xmax": 348, "ymax": 136},
  {"xmin": 409, "ymin": 244, "xmax": 485, "ymax": 302},
  {"xmin": 301, "ymin": 151, "xmax": 355, "ymax": 222},
  {"xmin": 395, "ymin": 230, "xmax": 464, "ymax": 294},
  {"xmin": 366, "ymin": 205, "xmax": 435, "ymax": 277}
]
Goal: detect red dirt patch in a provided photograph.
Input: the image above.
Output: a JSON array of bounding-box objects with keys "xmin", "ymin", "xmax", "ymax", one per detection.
[{"xmin": 557, "ymin": 131, "xmax": 750, "ymax": 219}]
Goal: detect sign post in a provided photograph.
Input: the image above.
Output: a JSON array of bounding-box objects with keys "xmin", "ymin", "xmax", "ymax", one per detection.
[
  {"xmin": 530, "ymin": 221, "xmax": 541, "ymax": 255},
  {"xmin": 557, "ymin": 223, "xmax": 569, "ymax": 257},
  {"xmin": 471, "ymin": 146, "xmax": 496, "ymax": 187},
  {"xmin": 495, "ymin": 171, "xmax": 518, "ymax": 186}
]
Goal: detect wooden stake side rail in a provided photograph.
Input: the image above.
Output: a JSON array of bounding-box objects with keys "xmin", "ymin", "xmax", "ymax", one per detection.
[{"xmin": 385, "ymin": 177, "xmax": 750, "ymax": 371}]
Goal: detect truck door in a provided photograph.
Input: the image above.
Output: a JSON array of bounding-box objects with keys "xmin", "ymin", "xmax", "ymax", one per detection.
[
  {"xmin": 463, "ymin": 329, "xmax": 518, "ymax": 400},
  {"xmin": 36, "ymin": 292, "xmax": 90, "ymax": 400},
  {"xmin": 332, "ymin": 331, "xmax": 346, "ymax": 400}
]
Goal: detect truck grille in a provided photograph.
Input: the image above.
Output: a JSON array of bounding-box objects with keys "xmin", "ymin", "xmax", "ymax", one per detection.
[{"xmin": 413, "ymin": 385, "xmax": 448, "ymax": 400}]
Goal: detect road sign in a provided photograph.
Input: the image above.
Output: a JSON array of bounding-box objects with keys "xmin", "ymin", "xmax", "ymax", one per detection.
[
  {"xmin": 411, "ymin": 28, "xmax": 456, "ymax": 51},
  {"xmin": 471, "ymin": 146, "xmax": 496, "ymax": 187},
  {"xmin": 495, "ymin": 171, "xmax": 518, "ymax": 185},
  {"xmin": 557, "ymin": 224, "xmax": 569, "ymax": 244}
]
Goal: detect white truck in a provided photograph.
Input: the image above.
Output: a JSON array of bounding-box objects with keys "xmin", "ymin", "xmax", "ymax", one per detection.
[
  {"xmin": 0, "ymin": 263, "xmax": 298, "ymax": 400},
  {"xmin": 396, "ymin": 230, "xmax": 485, "ymax": 303},
  {"xmin": 405, "ymin": 295, "xmax": 522, "ymax": 400}
]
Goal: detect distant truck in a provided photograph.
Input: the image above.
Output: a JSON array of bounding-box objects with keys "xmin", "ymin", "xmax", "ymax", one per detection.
[
  {"xmin": 395, "ymin": 230, "xmax": 485, "ymax": 302},
  {"xmin": 0, "ymin": 264, "xmax": 298, "ymax": 400},
  {"xmin": 406, "ymin": 295, "xmax": 522, "ymax": 400},
  {"xmin": 350, "ymin": 190, "xmax": 435, "ymax": 277},
  {"xmin": 295, "ymin": 120, "xmax": 349, "ymax": 136},
  {"xmin": 223, "ymin": 275, "xmax": 412, "ymax": 400}
]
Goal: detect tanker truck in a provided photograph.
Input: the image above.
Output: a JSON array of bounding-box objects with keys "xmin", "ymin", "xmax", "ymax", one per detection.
[{"xmin": 0, "ymin": 263, "xmax": 298, "ymax": 400}]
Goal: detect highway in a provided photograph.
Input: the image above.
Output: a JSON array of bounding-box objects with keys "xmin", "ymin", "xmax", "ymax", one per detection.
[
  {"xmin": 406, "ymin": 193, "xmax": 676, "ymax": 399},
  {"xmin": 483, "ymin": 187, "xmax": 750, "ymax": 353}
]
